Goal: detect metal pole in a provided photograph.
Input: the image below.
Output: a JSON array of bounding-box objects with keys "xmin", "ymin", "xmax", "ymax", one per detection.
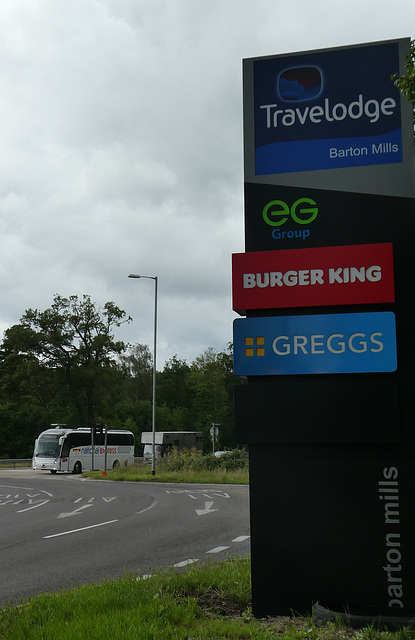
[
  {"xmin": 128, "ymin": 273, "xmax": 158, "ymax": 476},
  {"xmin": 104, "ymin": 425, "xmax": 108, "ymax": 474},
  {"xmin": 151, "ymin": 277, "xmax": 158, "ymax": 476},
  {"xmin": 211, "ymin": 423, "xmax": 220, "ymax": 454}
]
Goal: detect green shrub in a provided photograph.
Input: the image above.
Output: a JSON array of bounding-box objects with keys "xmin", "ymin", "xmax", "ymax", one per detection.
[{"xmin": 158, "ymin": 447, "xmax": 248, "ymax": 473}]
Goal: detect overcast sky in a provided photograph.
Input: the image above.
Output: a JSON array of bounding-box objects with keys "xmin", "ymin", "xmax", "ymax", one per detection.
[{"xmin": 0, "ymin": 0, "xmax": 414, "ymax": 367}]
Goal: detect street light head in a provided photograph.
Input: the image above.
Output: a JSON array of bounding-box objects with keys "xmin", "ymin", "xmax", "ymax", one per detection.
[{"xmin": 128, "ymin": 273, "xmax": 157, "ymax": 281}]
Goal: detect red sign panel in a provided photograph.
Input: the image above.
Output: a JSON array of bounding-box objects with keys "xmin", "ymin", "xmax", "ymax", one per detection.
[{"xmin": 232, "ymin": 243, "xmax": 394, "ymax": 314}]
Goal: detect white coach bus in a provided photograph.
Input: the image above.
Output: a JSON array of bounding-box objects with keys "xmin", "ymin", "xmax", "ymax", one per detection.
[{"xmin": 32, "ymin": 425, "xmax": 135, "ymax": 474}]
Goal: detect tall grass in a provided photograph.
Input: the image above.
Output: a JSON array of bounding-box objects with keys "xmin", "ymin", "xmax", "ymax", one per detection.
[
  {"xmin": 86, "ymin": 448, "xmax": 249, "ymax": 484},
  {"xmin": 0, "ymin": 558, "xmax": 253, "ymax": 640},
  {"xmin": 1, "ymin": 557, "xmax": 413, "ymax": 639}
]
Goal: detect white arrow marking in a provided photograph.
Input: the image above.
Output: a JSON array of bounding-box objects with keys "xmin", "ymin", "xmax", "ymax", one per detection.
[
  {"xmin": 102, "ymin": 497, "xmax": 117, "ymax": 502},
  {"xmin": 57, "ymin": 504, "xmax": 93, "ymax": 519},
  {"xmin": 195, "ymin": 501, "xmax": 219, "ymax": 516}
]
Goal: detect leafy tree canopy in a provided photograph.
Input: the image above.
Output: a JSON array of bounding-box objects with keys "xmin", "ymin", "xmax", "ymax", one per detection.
[
  {"xmin": 2, "ymin": 294, "xmax": 131, "ymax": 426},
  {"xmin": 392, "ymin": 39, "xmax": 415, "ymax": 130}
]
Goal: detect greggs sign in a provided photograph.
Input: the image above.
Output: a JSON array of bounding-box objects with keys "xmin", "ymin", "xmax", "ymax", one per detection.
[
  {"xmin": 232, "ymin": 243, "xmax": 394, "ymax": 314},
  {"xmin": 233, "ymin": 312, "xmax": 397, "ymax": 376}
]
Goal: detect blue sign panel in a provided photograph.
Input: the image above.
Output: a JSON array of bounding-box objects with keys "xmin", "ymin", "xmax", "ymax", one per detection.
[
  {"xmin": 233, "ymin": 312, "xmax": 397, "ymax": 376},
  {"xmin": 253, "ymin": 42, "xmax": 402, "ymax": 175}
]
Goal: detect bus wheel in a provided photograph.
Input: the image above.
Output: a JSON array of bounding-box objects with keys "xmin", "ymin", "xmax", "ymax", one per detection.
[
  {"xmin": 112, "ymin": 460, "xmax": 120, "ymax": 469},
  {"xmin": 50, "ymin": 470, "xmax": 57, "ymax": 475},
  {"xmin": 73, "ymin": 461, "xmax": 82, "ymax": 474}
]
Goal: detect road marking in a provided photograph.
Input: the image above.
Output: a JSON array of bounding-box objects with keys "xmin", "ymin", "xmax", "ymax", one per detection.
[
  {"xmin": 232, "ymin": 535, "xmax": 250, "ymax": 543},
  {"xmin": 44, "ymin": 520, "xmax": 119, "ymax": 539},
  {"xmin": 195, "ymin": 501, "xmax": 219, "ymax": 516},
  {"xmin": 18, "ymin": 499, "xmax": 50, "ymax": 513},
  {"xmin": 0, "ymin": 484, "xmax": 34, "ymax": 490},
  {"xmin": 165, "ymin": 489, "xmax": 230, "ymax": 499},
  {"xmin": 58, "ymin": 504, "xmax": 93, "ymax": 519},
  {"xmin": 173, "ymin": 559, "xmax": 199, "ymax": 568},
  {"xmin": 136, "ymin": 499, "xmax": 157, "ymax": 515},
  {"xmin": 74, "ymin": 496, "xmax": 116, "ymax": 503},
  {"xmin": 206, "ymin": 546, "xmax": 230, "ymax": 554}
]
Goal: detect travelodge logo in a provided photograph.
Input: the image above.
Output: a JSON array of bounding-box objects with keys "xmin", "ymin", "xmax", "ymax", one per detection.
[
  {"xmin": 277, "ymin": 66, "xmax": 323, "ymax": 102},
  {"xmin": 252, "ymin": 41, "xmax": 402, "ymax": 175}
]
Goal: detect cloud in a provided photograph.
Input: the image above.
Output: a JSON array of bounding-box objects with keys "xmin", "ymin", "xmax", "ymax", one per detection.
[{"xmin": 0, "ymin": 0, "xmax": 412, "ymax": 365}]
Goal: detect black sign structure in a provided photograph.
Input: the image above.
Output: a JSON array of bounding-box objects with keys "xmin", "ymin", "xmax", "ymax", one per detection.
[{"xmin": 235, "ymin": 38, "xmax": 415, "ymax": 622}]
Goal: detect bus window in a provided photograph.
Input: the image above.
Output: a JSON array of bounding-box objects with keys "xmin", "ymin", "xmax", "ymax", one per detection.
[{"xmin": 34, "ymin": 434, "xmax": 61, "ymax": 458}]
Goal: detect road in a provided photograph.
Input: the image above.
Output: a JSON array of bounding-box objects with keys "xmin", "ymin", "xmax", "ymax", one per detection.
[{"xmin": 0, "ymin": 469, "xmax": 250, "ymax": 608}]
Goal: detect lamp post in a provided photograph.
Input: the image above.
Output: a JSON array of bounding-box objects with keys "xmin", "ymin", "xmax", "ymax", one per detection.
[{"xmin": 128, "ymin": 273, "xmax": 158, "ymax": 476}]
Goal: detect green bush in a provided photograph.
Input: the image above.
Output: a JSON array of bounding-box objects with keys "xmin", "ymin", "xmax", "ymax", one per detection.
[{"xmin": 158, "ymin": 447, "xmax": 248, "ymax": 473}]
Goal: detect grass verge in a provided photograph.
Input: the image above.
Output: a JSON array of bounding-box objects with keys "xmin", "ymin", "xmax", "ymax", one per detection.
[
  {"xmin": 85, "ymin": 464, "xmax": 249, "ymax": 484},
  {"xmin": 84, "ymin": 450, "xmax": 249, "ymax": 484},
  {"xmin": 1, "ymin": 557, "xmax": 413, "ymax": 640}
]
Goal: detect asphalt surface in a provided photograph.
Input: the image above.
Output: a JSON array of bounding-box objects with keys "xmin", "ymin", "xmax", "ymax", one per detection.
[{"xmin": 0, "ymin": 469, "xmax": 250, "ymax": 607}]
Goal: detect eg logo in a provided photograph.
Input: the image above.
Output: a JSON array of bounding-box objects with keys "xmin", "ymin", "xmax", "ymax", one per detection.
[
  {"xmin": 262, "ymin": 197, "xmax": 318, "ymax": 241},
  {"xmin": 263, "ymin": 198, "xmax": 318, "ymax": 226},
  {"xmin": 277, "ymin": 66, "xmax": 323, "ymax": 102}
]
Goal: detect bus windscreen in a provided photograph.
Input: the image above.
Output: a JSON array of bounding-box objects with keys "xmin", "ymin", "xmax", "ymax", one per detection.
[{"xmin": 34, "ymin": 434, "xmax": 61, "ymax": 457}]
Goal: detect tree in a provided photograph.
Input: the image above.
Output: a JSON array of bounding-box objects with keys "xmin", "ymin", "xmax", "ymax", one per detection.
[
  {"xmin": 119, "ymin": 343, "xmax": 153, "ymax": 402},
  {"xmin": 157, "ymin": 355, "xmax": 191, "ymax": 409},
  {"xmin": 187, "ymin": 345, "xmax": 242, "ymax": 450},
  {"xmin": 1, "ymin": 294, "xmax": 131, "ymax": 426},
  {"xmin": 392, "ymin": 39, "xmax": 415, "ymax": 134}
]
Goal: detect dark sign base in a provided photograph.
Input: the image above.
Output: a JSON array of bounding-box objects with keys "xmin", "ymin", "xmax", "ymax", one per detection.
[
  {"xmin": 248, "ymin": 444, "xmax": 415, "ymax": 620},
  {"xmin": 312, "ymin": 603, "xmax": 415, "ymax": 629}
]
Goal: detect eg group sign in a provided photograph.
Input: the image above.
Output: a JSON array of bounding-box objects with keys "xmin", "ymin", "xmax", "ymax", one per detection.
[
  {"xmin": 233, "ymin": 312, "xmax": 397, "ymax": 376},
  {"xmin": 249, "ymin": 40, "xmax": 403, "ymax": 175}
]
